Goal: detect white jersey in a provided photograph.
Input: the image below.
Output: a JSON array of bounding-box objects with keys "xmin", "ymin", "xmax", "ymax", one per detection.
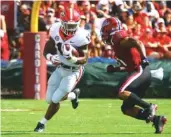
[{"xmin": 49, "ymin": 22, "xmax": 90, "ymax": 67}]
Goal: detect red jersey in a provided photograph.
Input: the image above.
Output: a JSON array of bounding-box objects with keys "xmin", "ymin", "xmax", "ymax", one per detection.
[
  {"xmin": 139, "ymin": 34, "xmax": 157, "ymax": 56},
  {"xmin": 111, "ymin": 30, "xmax": 142, "ymax": 72}
]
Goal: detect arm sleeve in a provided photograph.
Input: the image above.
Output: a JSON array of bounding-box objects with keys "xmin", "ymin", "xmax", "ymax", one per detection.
[
  {"xmin": 43, "ymin": 37, "xmax": 57, "ymax": 58},
  {"xmin": 121, "ymin": 38, "xmax": 146, "ymax": 59}
]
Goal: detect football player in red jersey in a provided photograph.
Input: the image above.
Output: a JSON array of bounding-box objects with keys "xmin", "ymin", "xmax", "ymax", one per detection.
[
  {"xmin": 101, "ymin": 17, "xmax": 167, "ymax": 134},
  {"xmin": 34, "ymin": 7, "xmax": 90, "ymax": 132}
]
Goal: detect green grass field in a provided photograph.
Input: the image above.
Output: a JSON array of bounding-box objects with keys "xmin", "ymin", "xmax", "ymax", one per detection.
[{"xmin": 1, "ymin": 99, "xmax": 171, "ymax": 137}]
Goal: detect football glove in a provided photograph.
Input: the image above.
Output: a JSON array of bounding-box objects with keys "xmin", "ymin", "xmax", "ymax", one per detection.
[
  {"xmin": 46, "ymin": 54, "xmax": 61, "ymax": 65},
  {"xmin": 141, "ymin": 58, "xmax": 149, "ymax": 68}
]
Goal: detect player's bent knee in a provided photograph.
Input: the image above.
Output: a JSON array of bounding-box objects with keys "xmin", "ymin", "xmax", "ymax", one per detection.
[
  {"xmin": 118, "ymin": 92, "xmax": 125, "ymax": 100},
  {"xmin": 52, "ymin": 88, "xmax": 68, "ymax": 104},
  {"xmin": 46, "ymin": 98, "xmax": 52, "ymax": 104},
  {"xmin": 46, "ymin": 85, "xmax": 57, "ymax": 104},
  {"xmin": 118, "ymin": 91, "xmax": 131, "ymax": 100}
]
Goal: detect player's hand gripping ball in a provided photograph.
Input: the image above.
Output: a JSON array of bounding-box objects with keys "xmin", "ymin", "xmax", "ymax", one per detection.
[
  {"xmin": 50, "ymin": 54, "xmax": 61, "ymax": 65},
  {"xmin": 62, "ymin": 44, "xmax": 79, "ymax": 59}
]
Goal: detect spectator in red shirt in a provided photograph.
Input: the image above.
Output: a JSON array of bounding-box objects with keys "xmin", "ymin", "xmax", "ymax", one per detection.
[
  {"xmin": 133, "ymin": 2, "xmax": 148, "ymax": 26},
  {"xmin": 139, "ymin": 28, "xmax": 161, "ymax": 59},
  {"xmin": 126, "ymin": 15, "xmax": 136, "ymax": 31},
  {"xmin": 158, "ymin": 1, "xmax": 171, "ymax": 17},
  {"xmin": 140, "ymin": 14, "xmax": 153, "ymax": 33},
  {"xmin": 132, "ymin": 24, "xmax": 142, "ymax": 40},
  {"xmin": 155, "ymin": 28, "xmax": 171, "ymax": 59}
]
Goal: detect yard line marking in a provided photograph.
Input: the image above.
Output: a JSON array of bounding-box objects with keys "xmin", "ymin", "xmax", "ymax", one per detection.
[
  {"xmin": 1, "ymin": 109, "xmax": 43, "ymax": 112},
  {"xmin": 1, "ymin": 109, "xmax": 30, "ymax": 112}
]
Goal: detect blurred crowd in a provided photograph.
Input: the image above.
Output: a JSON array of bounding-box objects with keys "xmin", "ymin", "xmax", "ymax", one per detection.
[{"xmin": 1, "ymin": 0, "xmax": 171, "ymax": 61}]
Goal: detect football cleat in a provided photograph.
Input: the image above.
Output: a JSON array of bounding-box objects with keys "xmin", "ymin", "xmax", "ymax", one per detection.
[
  {"xmin": 34, "ymin": 122, "xmax": 45, "ymax": 132},
  {"xmin": 149, "ymin": 104, "xmax": 158, "ymax": 116},
  {"xmin": 146, "ymin": 104, "xmax": 158, "ymax": 123},
  {"xmin": 147, "ymin": 104, "xmax": 158, "ymax": 117},
  {"xmin": 71, "ymin": 88, "xmax": 80, "ymax": 109},
  {"xmin": 153, "ymin": 116, "xmax": 167, "ymax": 134}
]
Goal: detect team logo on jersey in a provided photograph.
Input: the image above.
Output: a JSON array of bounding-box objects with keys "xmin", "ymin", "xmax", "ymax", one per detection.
[
  {"xmin": 60, "ymin": 12, "xmax": 65, "ymax": 17},
  {"xmin": 55, "ymin": 36, "xmax": 59, "ymax": 41}
]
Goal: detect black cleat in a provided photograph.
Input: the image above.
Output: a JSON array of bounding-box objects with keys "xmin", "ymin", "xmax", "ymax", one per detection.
[
  {"xmin": 34, "ymin": 122, "xmax": 45, "ymax": 132},
  {"xmin": 71, "ymin": 88, "xmax": 80, "ymax": 109},
  {"xmin": 153, "ymin": 116, "xmax": 167, "ymax": 134}
]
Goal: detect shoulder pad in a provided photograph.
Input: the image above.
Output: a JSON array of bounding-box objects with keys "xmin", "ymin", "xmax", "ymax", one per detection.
[
  {"xmin": 74, "ymin": 28, "xmax": 91, "ymax": 46},
  {"xmin": 49, "ymin": 22, "xmax": 61, "ymax": 39}
]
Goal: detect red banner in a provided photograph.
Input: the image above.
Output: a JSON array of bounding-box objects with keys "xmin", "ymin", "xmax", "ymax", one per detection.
[{"xmin": 23, "ymin": 32, "xmax": 47, "ymax": 99}]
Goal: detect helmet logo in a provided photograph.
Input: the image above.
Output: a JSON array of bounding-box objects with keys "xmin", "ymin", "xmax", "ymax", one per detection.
[{"xmin": 102, "ymin": 20, "xmax": 109, "ymax": 27}]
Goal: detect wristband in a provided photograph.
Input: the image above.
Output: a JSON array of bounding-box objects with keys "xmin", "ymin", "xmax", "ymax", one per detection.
[{"xmin": 46, "ymin": 53, "xmax": 53, "ymax": 61}]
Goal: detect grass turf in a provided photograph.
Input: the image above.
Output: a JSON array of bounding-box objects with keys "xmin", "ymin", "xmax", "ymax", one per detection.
[{"xmin": 1, "ymin": 99, "xmax": 171, "ymax": 137}]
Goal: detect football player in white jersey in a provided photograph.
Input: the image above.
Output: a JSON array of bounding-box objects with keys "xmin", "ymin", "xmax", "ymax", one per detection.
[{"xmin": 34, "ymin": 8, "xmax": 90, "ymax": 132}]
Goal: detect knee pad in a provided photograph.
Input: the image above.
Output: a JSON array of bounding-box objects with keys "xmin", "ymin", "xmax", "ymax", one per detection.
[
  {"xmin": 118, "ymin": 91, "xmax": 131, "ymax": 100},
  {"xmin": 121, "ymin": 103, "xmax": 135, "ymax": 115},
  {"xmin": 46, "ymin": 85, "xmax": 58, "ymax": 104},
  {"xmin": 52, "ymin": 88, "xmax": 68, "ymax": 104}
]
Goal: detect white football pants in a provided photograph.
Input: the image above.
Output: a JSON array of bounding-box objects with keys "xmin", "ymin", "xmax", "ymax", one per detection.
[{"xmin": 46, "ymin": 66, "xmax": 83, "ymax": 104}]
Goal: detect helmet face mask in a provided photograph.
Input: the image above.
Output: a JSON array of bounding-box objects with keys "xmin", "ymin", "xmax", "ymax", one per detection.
[
  {"xmin": 101, "ymin": 17, "xmax": 122, "ymax": 44},
  {"xmin": 101, "ymin": 31, "xmax": 112, "ymax": 45},
  {"xmin": 61, "ymin": 21, "xmax": 80, "ymax": 36}
]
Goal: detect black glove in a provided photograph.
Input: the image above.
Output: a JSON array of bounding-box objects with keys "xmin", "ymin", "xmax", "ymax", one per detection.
[
  {"xmin": 106, "ymin": 65, "xmax": 120, "ymax": 73},
  {"xmin": 141, "ymin": 58, "xmax": 149, "ymax": 68}
]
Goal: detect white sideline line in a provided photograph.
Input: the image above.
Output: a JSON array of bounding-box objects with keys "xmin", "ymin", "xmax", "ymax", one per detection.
[{"xmin": 1, "ymin": 109, "xmax": 30, "ymax": 112}]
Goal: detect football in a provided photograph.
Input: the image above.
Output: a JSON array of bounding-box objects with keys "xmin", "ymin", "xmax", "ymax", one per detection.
[{"xmin": 63, "ymin": 44, "xmax": 79, "ymax": 57}]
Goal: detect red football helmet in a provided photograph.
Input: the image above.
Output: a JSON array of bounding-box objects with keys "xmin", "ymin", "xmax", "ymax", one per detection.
[
  {"xmin": 60, "ymin": 8, "xmax": 80, "ymax": 36},
  {"xmin": 100, "ymin": 17, "xmax": 122, "ymax": 44}
]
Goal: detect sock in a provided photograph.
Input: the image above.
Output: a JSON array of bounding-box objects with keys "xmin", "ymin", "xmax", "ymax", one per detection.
[
  {"xmin": 40, "ymin": 117, "xmax": 48, "ymax": 125},
  {"xmin": 67, "ymin": 92, "xmax": 76, "ymax": 100},
  {"xmin": 127, "ymin": 93, "xmax": 150, "ymax": 108}
]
